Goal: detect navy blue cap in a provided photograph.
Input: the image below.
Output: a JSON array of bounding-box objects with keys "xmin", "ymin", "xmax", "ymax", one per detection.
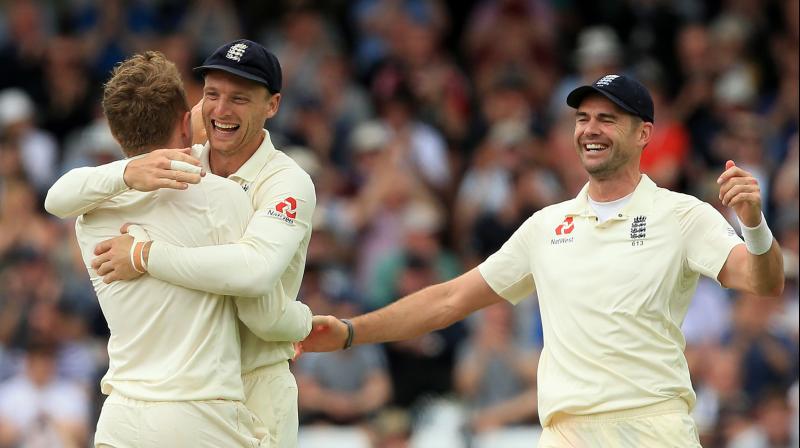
[
  {"xmin": 566, "ymin": 74, "xmax": 654, "ymax": 123},
  {"xmin": 194, "ymin": 39, "xmax": 282, "ymax": 94}
]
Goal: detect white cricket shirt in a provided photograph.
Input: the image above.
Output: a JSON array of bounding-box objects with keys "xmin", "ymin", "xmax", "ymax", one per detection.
[
  {"xmin": 150, "ymin": 130, "xmax": 316, "ymax": 371},
  {"xmin": 46, "ymin": 130, "xmax": 316, "ymax": 373},
  {"xmin": 73, "ymin": 174, "xmax": 252, "ymax": 401},
  {"xmin": 478, "ymin": 175, "xmax": 744, "ymax": 426}
]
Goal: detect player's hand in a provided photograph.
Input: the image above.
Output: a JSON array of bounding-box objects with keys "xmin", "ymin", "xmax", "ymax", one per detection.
[
  {"xmin": 292, "ymin": 342, "xmax": 303, "ymax": 362},
  {"xmin": 123, "ymin": 148, "xmax": 205, "ymax": 192},
  {"xmin": 717, "ymin": 160, "xmax": 762, "ymax": 227},
  {"xmin": 300, "ymin": 315, "xmax": 348, "ymax": 352},
  {"xmin": 92, "ymin": 234, "xmax": 141, "ymax": 283}
]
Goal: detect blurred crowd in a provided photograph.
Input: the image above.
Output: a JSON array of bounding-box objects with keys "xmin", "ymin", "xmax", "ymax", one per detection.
[{"xmin": 0, "ymin": 0, "xmax": 797, "ymax": 447}]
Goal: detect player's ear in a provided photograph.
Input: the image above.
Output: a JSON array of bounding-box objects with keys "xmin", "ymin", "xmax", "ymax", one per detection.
[
  {"xmin": 264, "ymin": 92, "xmax": 281, "ymax": 120},
  {"xmin": 638, "ymin": 121, "xmax": 653, "ymax": 148},
  {"xmin": 180, "ymin": 111, "xmax": 192, "ymax": 144},
  {"xmin": 190, "ymin": 102, "xmax": 207, "ymax": 145}
]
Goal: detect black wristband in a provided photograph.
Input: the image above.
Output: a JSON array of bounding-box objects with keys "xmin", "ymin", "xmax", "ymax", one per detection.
[{"xmin": 340, "ymin": 318, "xmax": 354, "ymax": 350}]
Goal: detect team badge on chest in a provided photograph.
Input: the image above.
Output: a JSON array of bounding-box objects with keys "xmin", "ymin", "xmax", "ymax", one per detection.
[{"xmin": 630, "ymin": 215, "xmax": 646, "ymax": 246}]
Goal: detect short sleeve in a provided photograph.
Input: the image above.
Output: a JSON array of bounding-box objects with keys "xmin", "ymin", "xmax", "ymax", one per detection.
[
  {"xmin": 679, "ymin": 201, "xmax": 744, "ymax": 283},
  {"xmin": 478, "ymin": 217, "xmax": 536, "ymax": 304}
]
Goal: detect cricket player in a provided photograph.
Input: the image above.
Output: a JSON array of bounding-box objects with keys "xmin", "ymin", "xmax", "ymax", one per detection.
[
  {"xmin": 45, "ymin": 40, "xmax": 315, "ymax": 448},
  {"xmin": 48, "ymin": 51, "xmax": 283, "ymax": 447},
  {"xmin": 301, "ymin": 74, "xmax": 785, "ymax": 447}
]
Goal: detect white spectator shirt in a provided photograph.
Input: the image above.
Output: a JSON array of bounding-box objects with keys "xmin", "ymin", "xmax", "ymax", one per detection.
[{"xmin": 0, "ymin": 373, "xmax": 88, "ymax": 433}]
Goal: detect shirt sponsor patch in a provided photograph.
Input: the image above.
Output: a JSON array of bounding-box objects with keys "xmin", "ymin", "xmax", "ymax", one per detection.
[
  {"xmin": 264, "ymin": 197, "xmax": 297, "ymax": 224},
  {"xmin": 555, "ymin": 217, "xmax": 575, "ymax": 235}
]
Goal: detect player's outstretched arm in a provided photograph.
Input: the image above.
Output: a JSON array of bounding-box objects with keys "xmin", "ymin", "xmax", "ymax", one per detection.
[
  {"xmin": 44, "ymin": 148, "xmax": 203, "ymax": 218},
  {"xmin": 716, "ymin": 160, "xmax": 784, "ymax": 296},
  {"xmin": 302, "ymin": 268, "xmax": 505, "ymax": 352}
]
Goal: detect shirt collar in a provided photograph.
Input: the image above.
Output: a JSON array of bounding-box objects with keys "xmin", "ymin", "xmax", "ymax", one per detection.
[
  {"xmin": 230, "ymin": 129, "xmax": 274, "ymax": 183},
  {"xmin": 566, "ymin": 174, "xmax": 657, "ymax": 218},
  {"xmin": 196, "ymin": 129, "xmax": 274, "ymax": 183}
]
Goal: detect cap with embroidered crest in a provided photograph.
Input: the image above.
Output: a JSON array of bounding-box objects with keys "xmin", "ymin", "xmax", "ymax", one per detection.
[
  {"xmin": 566, "ymin": 74, "xmax": 654, "ymax": 123},
  {"xmin": 194, "ymin": 39, "xmax": 282, "ymax": 94}
]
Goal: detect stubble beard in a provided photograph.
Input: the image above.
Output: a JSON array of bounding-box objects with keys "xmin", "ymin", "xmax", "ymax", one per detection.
[{"xmin": 582, "ymin": 147, "xmax": 631, "ymax": 180}]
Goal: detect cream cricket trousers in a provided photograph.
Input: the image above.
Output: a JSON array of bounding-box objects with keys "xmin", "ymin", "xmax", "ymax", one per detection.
[
  {"xmin": 242, "ymin": 361, "xmax": 298, "ymax": 448},
  {"xmin": 94, "ymin": 392, "xmax": 266, "ymax": 448},
  {"xmin": 538, "ymin": 398, "xmax": 702, "ymax": 448}
]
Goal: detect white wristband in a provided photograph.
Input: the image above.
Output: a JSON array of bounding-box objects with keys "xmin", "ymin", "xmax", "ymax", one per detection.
[{"xmin": 739, "ymin": 212, "xmax": 774, "ymax": 255}]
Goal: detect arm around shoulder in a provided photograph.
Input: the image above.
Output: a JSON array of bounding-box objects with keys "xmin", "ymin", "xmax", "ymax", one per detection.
[{"xmin": 44, "ymin": 160, "xmax": 130, "ymax": 218}]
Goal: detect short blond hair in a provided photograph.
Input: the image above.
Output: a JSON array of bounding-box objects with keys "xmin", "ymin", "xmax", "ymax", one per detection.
[{"xmin": 102, "ymin": 51, "xmax": 188, "ymax": 157}]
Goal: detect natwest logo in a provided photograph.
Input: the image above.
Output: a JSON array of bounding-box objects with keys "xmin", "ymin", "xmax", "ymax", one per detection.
[
  {"xmin": 555, "ymin": 217, "xmax": 575, "ymax": 235},
  {"xmin": 276, "ymin": 197, "xmax": 297, "ymax": 219}
]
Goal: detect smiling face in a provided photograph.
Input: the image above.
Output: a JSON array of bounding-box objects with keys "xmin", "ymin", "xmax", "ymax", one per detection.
[
  {"xmin": 201, "ymin": 70, "xmax": 280, "ymax": 158},
  {"xmin": 573, "ymin": 94, "xmax": 652, "ymax": 180}
]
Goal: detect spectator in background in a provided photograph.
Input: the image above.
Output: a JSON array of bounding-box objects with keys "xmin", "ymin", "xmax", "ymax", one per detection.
[
  {"xmin": 377, "ymin": 15, "xmax": 471, "ymax": 146},
  {"xmin": 40, "ymin": 34, "xmax": 97, "ymax": 154},
  {"xmin": 297, "ymin": 298, "xmax": 392, "ymax": 427},
  {"xmin": 182, "ymin": 0, "xmax": 242, "ymax": 57},
  {"xmin": 756, "ymin": 390, "xmax": 794, "ymax": 448},
  {"xmin": 469, "ymin": 163, "xmax": 559, "ymax": 264},
  {"xmin": 158, "ymin": 33, "xmax": 204, "ymax": 105},
  {"xmin": 468, "ymin": 74, "xmax": 536, "ymax": 160},
  {"xmin": 60, "ymin": 118, "xmax": 122, "ymax": 173},
  {"xmin": 724, "ymin": 293, "xmax": 797, "ymax": 404},
  {"xmin": 371, "ymin": 83, "xmax": 451, "ymax": 194},
  {"xmin": 454, "ymin": 303, "xmax": 538, "ymax": 434},
  {"xmin": 0, "ymin": 89, "xmax": 58, "ymax": 195},
  {"xmin": 764, "ymin": 0, "xmax": 798, "ymax": 164},
  {"xmin": 549, "ymin": 26, "xmax": 624, "ymax": 120},
  {"xmin": 0, "ymin": 0, "xmax": 50, "ymax": 102},
  {"xmin": 265, "ymin": 5, "xmax": 343, "ymax": 134},
  {"xmin": 672, "ymin": 23, "xmax": 718, "ymax": 165},
  {"xmin": 0, "ymin": 340, "xmax": 89, "ymax": 448},
  {"xmin": 313, "ymin": 55, "xmax": 374, "ymax": 167},
  {"xmin": 340, "ymin": 121, "xmax": 443, "ymax": 296},
  {"xmin": 72, "ymin": 0, "xmax": 158, "ymax": 82},
  {"xmin": 691, "ymin": 348, "xmax": 749, "ymax": 445},
  {"xmin": 368, "ymin": 201, "xmax": 460, "ymax": 309},
  {"xmin": 0, "ymin": 178, "xmax": 58, "ymax": 259},
  {"xmin": 380, "ymin": 246, "xmax": 466, "ymax": 409},
  {"xmin": 463, "ymin": 0, "xmax": 557, "ymax": 115},
  {"xmin": 453, "ymin": 122, "xmax": 519, "ymax": 252},
  {"xmin": 636, "ymin": 62, "xmax": 690, "ymax": 191},
  {"xmin": 349, "ymin": 0, "xmax": 448, "ymax": 78}
]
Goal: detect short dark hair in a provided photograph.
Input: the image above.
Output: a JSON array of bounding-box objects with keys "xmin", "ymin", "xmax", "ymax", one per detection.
[{"xmin": 103, "ymin": 51, "xmax": 189, "ymax": 157}]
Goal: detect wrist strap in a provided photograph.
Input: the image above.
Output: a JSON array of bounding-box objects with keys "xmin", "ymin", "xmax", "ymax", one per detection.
[
  {"xmin": 130, "ymin": 241, "xmax": 147, "ymax": 273},
  {"xmin": 739, "ymin": 212, "xmax": 774, "ymax": 256},
  {"xmin": 139, "ymin": 241, "xmax": 149, "ymax": 271},
  {"xmin": 130, "ymin": 241, "xmax": 146, "ymax": 274},
  {"xmin": 340, "ymin": 318, "xmax": 354, "ymax": 350}
]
